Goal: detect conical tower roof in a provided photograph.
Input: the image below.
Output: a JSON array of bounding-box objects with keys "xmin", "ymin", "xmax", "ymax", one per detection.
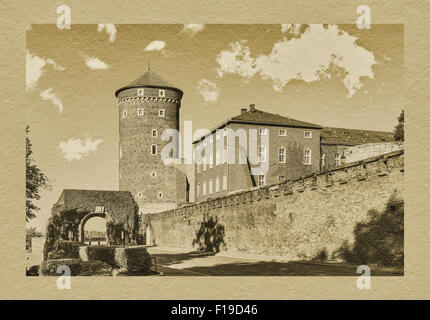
[{"xmin": 115, "ymin": 69, "xmax": 183, "ymax": 97}]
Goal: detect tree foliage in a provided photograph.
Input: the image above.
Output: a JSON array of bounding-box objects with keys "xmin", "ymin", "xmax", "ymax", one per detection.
[
  {"xmin": 26, "ymin": 126, "xmax": 49, "ymax": 221},
  {"xmin": 394, "ymin": 110, "xmax": 404, "ymax": 141}
]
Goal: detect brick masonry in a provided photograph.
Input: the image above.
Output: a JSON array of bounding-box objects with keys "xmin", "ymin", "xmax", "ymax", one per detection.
[{"xmin": 143, "ymin": 150, "xmax": 404, "ymax": 259}]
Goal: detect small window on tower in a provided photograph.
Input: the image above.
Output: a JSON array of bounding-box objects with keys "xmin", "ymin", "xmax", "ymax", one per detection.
[
  {"xmin": 159, "ymin": 89, "xmax": 166, "ymax": 97},
  {"xmin": 158, "ymin": 109, "xmax": 165, "ymax": 117},
  {"xmin": 137, "ymin": 88, "xmax": 144, "ymax": 96},
  {"xmin": 137, "ymin": 109, "xmax": 144, "ymax": 116},
  {"xmin": 122, "ymin": 111, "xmax": 127, "ymax": 119},
  {"xmin": 137, "ymin": 192, "xmax": 143, "ymax": 198},
  {"xmin": 158, "ymin": 191, "xmax": 163, "ymax": 199},
  {"xmin": 151, "ymin": 144, "xmax": 157, "ymax": 155},
  {"xmin": 152, "ymin": 129, "xmax": 158, "ymax": 137},
  {"xmin": 304, "ymin": 131, "xmax": 312, "ymax": 138},
  {"xmin": 151, "ymin": 172, "xmax": 156, "ymax": 178}
]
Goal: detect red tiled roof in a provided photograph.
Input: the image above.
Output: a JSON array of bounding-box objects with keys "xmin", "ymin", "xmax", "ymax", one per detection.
[
  {"xmin": 115, "ymin": 69, "xmax": 182, "ymax": 97},
  {"xmin": 230, "ymin": 108, "xmax": 322, "ymax": 129},
  {"xmin": 321, "ymin": 127, "xmax": 395, "ymax": 145}
]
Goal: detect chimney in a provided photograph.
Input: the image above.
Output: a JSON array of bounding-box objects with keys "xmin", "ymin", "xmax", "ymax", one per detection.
[
  {"xmin": 240, "ymin": 108, "xmax": 247, "ymax": 114},
  {"xmin": 249, "ymin": 104, "xmax": 256, "ymax": 112}
]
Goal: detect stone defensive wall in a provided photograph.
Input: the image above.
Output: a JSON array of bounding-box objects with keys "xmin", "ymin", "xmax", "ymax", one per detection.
[{"xmin": 144, "ymin": 150, "xmax": 404, "ymax": 260}]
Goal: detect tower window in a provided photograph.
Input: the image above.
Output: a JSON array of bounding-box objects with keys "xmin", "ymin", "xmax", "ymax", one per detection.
[
  {"xmin": 151, "ymin": 144, "xmax": 157, "ymax": 155},
  {"xmin": 279, "ymin": 129, "xmax": 287, "ymax": 136},
  {"xmin": 303, "ymin": 148, "xmax": 312, "ymax": 165},
  {"xmin": 258, "ymin": 146, "xmax": 266, "ymax": 163},
  {"xmin": 152, "ymin": 129, "xmax": 158, "ymax": 137},
  {"xmin": 278, "ymin": 176, "xmax": 285, "ymax": 182},
  {"xmin": 122, "ymin": 111, "xmax": 127, "ymax": 119},
  {"xmin": 304, "ymin": 131, "xmax": 312, "ymax": 138},
  {"xmin": 335, "ymin": 153, "xmax": 340, "ymax": 166},
  {"xmin": 158, "ymin": 192, "xmax": 163, "ymax": 199},
  {"xmin": 197, "ymin": 183, "xmax": 201, "ymax": 197},
  {"xmin": 158, "ymin": 109, "xmax": 165, "ymax": 117},
  {"xmin": 258, "ymin": 175, "xmax": 266, "ymax": 186},
  {"xmin": 278, "ymin": 147, "xmax": 286, "ymax": 163},
  {"xmin": 321, "ymin": 153, "xmax": 326, "ymax": 166},
  {"xmin": 137, "ymin": 192, "xmax": 143, "ymax": 198},
  {"xmin": 137, "ymin": 109, "xmax": 144, "ymax": 116},
  {"xmin": 137, "ymin": 88, "xmax": 144, "ymax": 96},
  {"xmin": 259, "ymin": 128, "xmax": 268, "ymax": 135},
  {"xmin": 151, "ymin": 172, "xmax": 157, "ymax": 178},
  {"xmin": 159, "ymin": 89, "xmax": 166, "ymax": 97}
]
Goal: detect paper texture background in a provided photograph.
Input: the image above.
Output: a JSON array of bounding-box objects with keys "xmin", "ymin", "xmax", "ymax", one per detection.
[{"xmin": 0, "ymin": 0, "xmax": 429, "ymax": 299}]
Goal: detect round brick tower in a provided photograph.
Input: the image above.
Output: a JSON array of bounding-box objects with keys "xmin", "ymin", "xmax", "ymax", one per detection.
[{"xmin": 115, "ymin": 69, "xmax": 186, "ymax": 215}]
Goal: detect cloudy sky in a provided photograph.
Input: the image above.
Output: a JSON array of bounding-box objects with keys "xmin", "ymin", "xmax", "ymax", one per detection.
[{"xmin": 26, "ymin": 24, "xmax": 404, "ymax": 232}]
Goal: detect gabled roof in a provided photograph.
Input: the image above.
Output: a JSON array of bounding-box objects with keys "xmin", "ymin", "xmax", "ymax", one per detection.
[
  {"xmin": 230, "ymin": 108, "xmax": 322, "ymax": 129},
  {"xmin": 115, "ymin": 69, "xmax": 183, "ymax": 97},
  {"xmin": 193, "ymin": 107, "xmax": 322, "ymax": 143},
  {"xmin": 320, "ymin": 127, "xmax": 395, "ymax": 145}
]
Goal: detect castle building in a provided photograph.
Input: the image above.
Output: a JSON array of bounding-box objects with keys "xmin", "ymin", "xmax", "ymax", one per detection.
[
  {"xmin": 193, "ymin": 104, "xmax": 322, "ymax": 202},
  {"xmin": 115, "ymin": 69, "xmax": 188, "ymax": 215}
]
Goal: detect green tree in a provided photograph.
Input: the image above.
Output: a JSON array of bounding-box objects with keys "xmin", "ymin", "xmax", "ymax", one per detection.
[
  {"xmin": 26, "ymin": 126, "xmax": 49, "ymax": 221},
  {"xmin": 394, "ymin": 110, "xmax": 404, "ymax": 141}
]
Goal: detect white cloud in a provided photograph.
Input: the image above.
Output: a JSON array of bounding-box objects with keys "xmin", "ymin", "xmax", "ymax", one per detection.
[
  {"xmin": 26, "ymin": 51, "xmax": 65, "ymax": 91},
  {"xmin": 181, "ymin": 24, "xmax": 205, "ymax": 35},
  {"xmin": 216, "ymin": 24, "xmax": 376, "ymax": 97},
  {"xmin": 97, "ymin": 24, "xmax": 117, "ymax": 42},
  {"xmin": 59, "ymin": 137, "xmax": 103, "ymax": 161},
  {"xmin": 281, "ymin": 24, "xmax": 302, "ymax": 36},
  {"xmin": 84, "ymin": 56, "xmax": 109, "ymax": 70},
  {"xmin": 197, "ymin": 79, "xmax": 219, "ymax": 102},
  {"xmin": 39, "ymin": 88, "xmax": 64, "ymax": 113},
  {"xmin": 144, "ymin": 40, "xmax": 166, "ymax": 52}
]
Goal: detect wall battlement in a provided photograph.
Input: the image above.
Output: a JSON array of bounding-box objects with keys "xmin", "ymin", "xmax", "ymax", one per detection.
[{"xmin": 144, "ymin": 150, "xmax": 404, "ymax": 259}]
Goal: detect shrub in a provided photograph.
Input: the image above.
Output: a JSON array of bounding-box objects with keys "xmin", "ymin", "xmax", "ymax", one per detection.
[{"xmin": 312, "ymin": 248, "xmax": 328, "ymax": 261}]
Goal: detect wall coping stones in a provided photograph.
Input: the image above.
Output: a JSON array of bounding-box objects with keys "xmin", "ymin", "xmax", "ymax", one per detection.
[{"xmin": 146, "ymin": 150, "xmax": 404, "ymax": 220}]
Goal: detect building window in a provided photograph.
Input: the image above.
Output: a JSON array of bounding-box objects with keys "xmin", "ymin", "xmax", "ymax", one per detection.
[
  {"xmin": 278, "ymin": 176, "xmax": 285, "ymax": 182},
  {"xmin": 122, "ymin": 111, "xmax": 127, "ymax": 119},
  {"xmin": 137, "ymin": 108, "xmax": 144, "ymax": 116},
  {"xmin": 335, "ymin": 153, "xmax": 340, "ymax": 166},
  {"xmin": 119, "ymin": 146, "xmax": 123, "ymax": 158},
  {"xmin": 321, "ymin": 153, "xmax": 326, "ymax": 167},
  {"xmin": 223, "ymin": 174, "xmax": 228, "ymax": 191},
  {"xmin": 197, "ymin": 183, "xmax": 201, "ymax": 197},
  {"xmin": 303, "ymin": 148, "xmax": 312, "ymax": 165},
  {"xmin": 203, "ymin": 181, "xmax": 207, "ymax": 196},
  {"xmin": 223, "ymin": 128, "xmax": 228, "ymax": 136},
  {"xmin": 203, "ymin": 159, "xmax": 207, "ymax": 171},
  {"xmin": 304, "ymin": 131, "xmax": 312, "ymax": 138},
  {"xmin": 258, "ymin": 175, "xmax": 266, "ymax": 186},
  {"xmin": 209, "ymin": 179, "xmax": 213, "ymax": 194},
  {"xmin": 223, "ymin": 147, "xmax": 228, "ymax": 164},
  {"xmin": 259, "ymin": 128, "xmax": 268, "ymax": 135},
  {"xmin": 159, "ymin": 89, "xmax": 165, "ymax": 97},
  {"xmin": 279, "ymin": 129, "xmax": 287, "ymax": 136},
  {"xmin": 152, "ymin": 129, "xmax": 157, "ymax": 137},
  {"xmin": 151, "ymin": 172, "xmax": 156, "ymax": 178},
  {"xmin": 158, "ymin": 192, "xmax": 163, "ymax": 199},
  {"xmin": 215, "ymin": 177, "xmax": 220, "ymax": 192},
  {"xmin": 137, "ymin": 192, "xmax": 143, "ymax": 198},
  {"xmin": 258, "ymin": 146, "xmax": 266, "ymax": 163},
  {"xmin": 151, "ymin": 144, "xmax": 157, "ymax": 155},
  {"xmin": 209, "ymin": 156, "xmax": 213, "ymax": 169},
  {"xmin": 158, "ymin": 109, "xmax": 165, "ymax": 117},
  {"xmin": 278, "ymin": 147, "xmax": 286, "ymax": 163},
  {"xmin": 216, "ymin": 150, "xmax": 221, "ymax": 166},
  {"xmin": 216, "ymin": 131, "xmax": 221, "ymax": 140},
  {"xmin": 137, "ymin": 88, "xmax": 144, "ymax": 96}
]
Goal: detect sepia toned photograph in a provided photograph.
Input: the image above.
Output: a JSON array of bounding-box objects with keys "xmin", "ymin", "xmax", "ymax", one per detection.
[{"xmin": 25, "ymin": 23, "xmax": 404, "ymax": 277}]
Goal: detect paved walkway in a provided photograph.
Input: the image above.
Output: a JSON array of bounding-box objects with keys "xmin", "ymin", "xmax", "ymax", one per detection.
[{"xmin": 147, "ymin": 247, "xmax": 403, "ymax": 276}]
